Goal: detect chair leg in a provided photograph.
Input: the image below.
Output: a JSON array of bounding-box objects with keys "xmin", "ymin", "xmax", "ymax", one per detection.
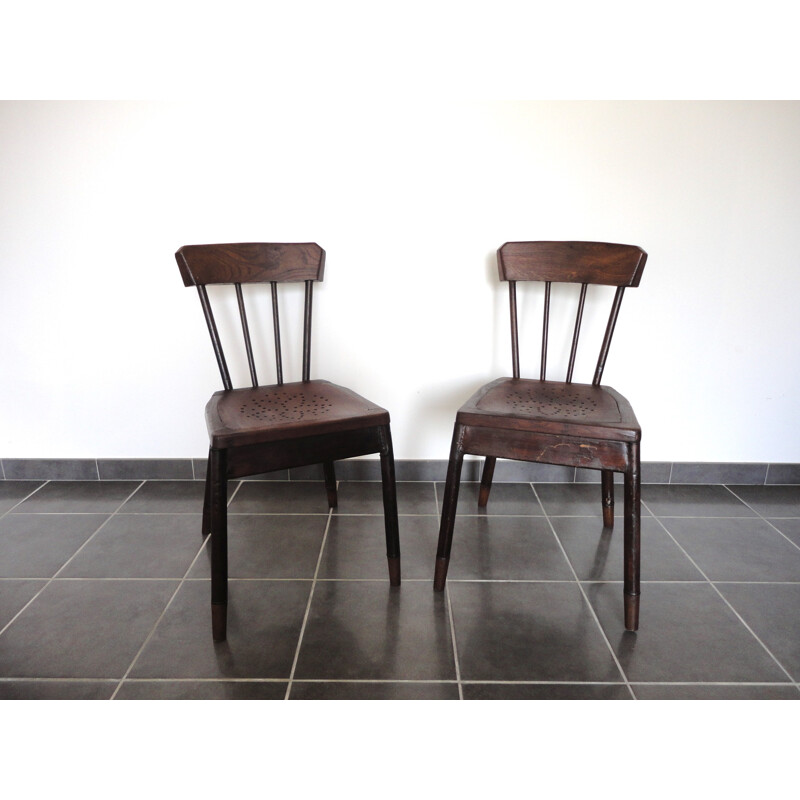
[
  {"xmin": 379, "ymin": 426, "xmax": 401, "ymax": 586},
  {"xmin": 623, "ymin": 443, "xmax": 641, "ymax": 632},
  {"xmin": 601, "ymin": 469, "xmax": 615, "ymax": 528},
  {"xmin": 478, "ymin": 456, "xmax": 496, "ymax": 508},
  {"xmin": 202, "ymin": 451, "xmax": 212, "ymax": 538},
  {"xmin": 209, "ymin": 447, "xmax": 228, "ymax": 642},
  {"xmin": 323, "ymin": 460, "xmax": 338, "ymax": 509},
  {"xmin": 434, "ymin": 424, "xmax": 465, "ymax": 591}
]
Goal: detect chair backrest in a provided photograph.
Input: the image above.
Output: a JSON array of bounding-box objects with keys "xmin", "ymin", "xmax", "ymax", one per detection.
[
  {"xmin": 175, "ymin": 242, "xmax": 326, "ymax": 390},
  {"xmin": 497, "ymin": 241, "xmax": 647, "ymax": 386}
]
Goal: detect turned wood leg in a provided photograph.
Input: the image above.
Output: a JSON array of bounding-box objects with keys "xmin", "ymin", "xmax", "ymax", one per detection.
[
  {"xmin": 434, "ymin": 425, "xmax": 465, "ymax": 591},
  {"xmin": 379, "ymin": 426, "xmax": 401, "ymax": 586},
  {"xmin": 623, "ymin": 443, "xmax": 641, "ymax": 631},
  {"xmin": 478, "ymin": 456, "xmax": 496, "ymax": 508},
  {"xmin": 601, "ymin": 469, "xmax": 615, "ymax": 528},
  {"xmin": 209, "ymin": 447, "xmax": 228, "ymax": 642},
  {"xmin": 323, "ymin": 460, "xmax": 338, "ymax": 509}
]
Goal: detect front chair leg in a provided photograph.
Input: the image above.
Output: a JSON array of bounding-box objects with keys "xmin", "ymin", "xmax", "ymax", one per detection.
[
  {"xmin": 209, "ymin": 447, "xmax": 229, "ymax": 642},
  {"xmin": 202, "ymin": 451, "xmax": 212, "ymax": 539},
  {"xmin": 379, "ymin": 426, "xmax": 401, "ymax": 586},
  {"xmin": 434, "ymin": 425, "xmax": 465, "ymax": 591},
  {"xmin": 623, "ymin": 443, "xmax": 641, "ymax": 631}
]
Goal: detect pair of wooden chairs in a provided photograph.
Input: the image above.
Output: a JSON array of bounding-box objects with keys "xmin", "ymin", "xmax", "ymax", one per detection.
[{"xmin": 176, "ymin": 241, "xmax": 647, "ymax": 641}]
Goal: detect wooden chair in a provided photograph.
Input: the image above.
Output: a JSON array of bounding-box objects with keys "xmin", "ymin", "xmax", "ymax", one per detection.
[
  {"xmin": 176, "ymin": 243, "xmax": 400, "ymax": 641},
  {"xmin": 433, "ymin": 241, "xmax": 647, "ymax": 631}
]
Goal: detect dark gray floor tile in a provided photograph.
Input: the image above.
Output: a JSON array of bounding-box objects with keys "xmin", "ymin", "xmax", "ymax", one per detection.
[
  {"xmin": 585, "ymin": 582, "xmax": 788, "ymax": 683},
  {"xmin": 228, "ymin": 481, "xmax": 331, "ymax": 514},
  {"xmin": 535, "ymin": 483, "xmax": 651, "ymax": 518},
  {"xmin": 716, "ymin": 583, "xmax": 800, "ymax": 680},
  {"xmin": 289, "ymin": 681, "xmax": 460, "ymax": 699},
  {"xmin": 115, "ymin": 680, "xmax": 288, "ymax": 699},
  {"xmin": 0, "ymin": 579, "xmax": 178, "ymax": 678},
  {"xmin": 727, "ymin": 485, "xmax": 800, "ymax": 518},
  {"xmin": 3, "ymin": 459, "xmax": 98, "ymax": 481},
  {"xmin": 59, "ymin": 514, "xmax": 204, "ymax": 579},
  {"xmin": 189, "ymin": 515, "xmax": 327, "ymax": 579},
  {"xmin": 97, "ymin": 459, "xmax": 194, "ymax": 481},
  {"xmin": 436, "ymin": 482, "xmax": 542, "ymax": 516},
  {"xmin": 447, "ymin": 516, "xmax": 573, "ymax": 581},
  {"xmin": 448, "ymin": 582, "xmax": 622, "ymax": 682},
  {"xmin": 120, "ymin": 480, "xmax": 209, "ymax": 513},
  {"xmin": 130, "ymin": 580, "xmax": 310, "ymax": 679},
  {"xmin": 552, "ymin": 517, "xmax": 704, "ymax": 582},
  {"xmin": 0, "ymin": 580, "xmax": 46, "ymax": 628},
  {"xmin": 14, "ymin": 481, "xmax": 140, "ymax": 513},
  {"xmin": 632, "ymin": 684, "xmax": 799, "ymax": 700},
  {"xmin": 0, "ymin": 514, "xmax": 108, "ymax": 577},
  {"xmin": 293, "ymin": 581, "xmax": 456, "ymax": 681},
  {"xmin": 0, "ymin": 680, "xmax": 117, "ymax": 699},
  {"xmin": 662, "ymin": 517, "xmax": 800, "ymax": 581},
  {"xmin": 671, "ymin": 462, "xmax": 767, "ymax": 485},
  {"xmin": 462, "ymin": 683, "xmax": 632, "ymax": 700},
  {"xmin": 642, "ymin": 485, "xmax": 756, "ymax": 518},
  {"xmin": 318, "ymin": 515, "xmax": 437, "ymax": 580},
  {"xmin": 334, "ymin": 481, "xmax": 439, "ymax": 516},
  {"xmin": 0, "ymin": 482, "xmax": 45, "ymax": 514},
  {"xmin": 394, "ymin": 461, "xmax": 448, "ymax": 482},
  {"xmin": 768, "ymin": 518, "xmax": 800, "ymax": 547}
]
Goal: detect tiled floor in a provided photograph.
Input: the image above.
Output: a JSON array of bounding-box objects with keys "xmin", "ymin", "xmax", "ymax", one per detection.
[{"xmin": 0, "ymin": 478, "xmax": 799, "ymax": 700}]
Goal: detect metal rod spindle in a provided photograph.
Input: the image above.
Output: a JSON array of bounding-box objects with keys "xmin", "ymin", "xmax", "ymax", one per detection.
[
  {"xmin": 197, "ymin": 285, "xmax": 232, "ymax": 391},
  {"xmin": 566, "ymin": 283, "xmax": 588, "ymax": 384},
  {"xmin": 509, "ymin": 281, "xmax": 520, "ymax": 379},
  {"xmin": 271, "ymin": 282, "xmax": 283, "ymax": 385},
  {"xmin": 540, "ymin": 281, "xmax": 551, "ymax": 381},
  {"xmin": 593, "ymin": 286, "xmax": 626, "ymax": 386},
  {"xmin": 235, "ymin": 283, "xmax": 258, "ymax": 388},
  {"xmin": 302, "ymin": 280, "xmax": 313, "ymax": 382}
]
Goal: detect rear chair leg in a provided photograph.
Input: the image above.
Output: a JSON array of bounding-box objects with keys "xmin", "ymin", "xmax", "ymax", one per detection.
[
  {"xmin": 601, "ymin": 469, "xmax": 615, "ymax": 528},
  {"xmin": 623, "ymin": 444, "xmax": 641, "ymax": 631},
  {"xmin": 323, "ymin": 460, "xmax": 338, "ymax": 509},
  {"xmin": 478, "ymin": 456, "xmax": 496, "ymax": 508},
  {"xmin": 434, "ymin": 425, "xmax": 465, "ymax": 591},
  {"xmin": 379, "ymin": 426, "xmax": 401, "ymax": 586}
]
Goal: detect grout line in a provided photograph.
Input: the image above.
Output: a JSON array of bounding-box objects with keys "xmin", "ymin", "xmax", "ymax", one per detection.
[
  {"xmin": 0, "ymin": 481, "xmax": 49, "ymax": 521},
  {"xmin": 284, "ymin": 506, "xmax": 334, "ymax": 700},
  {"xmin": 723, "ymin": 485, "xmax": 800, "ymax": 554},
  {"xmin": 444, "ymin": 585, "xmax": 463, "ymax": 700},
  {"xmin": 532, "ymin": 483, "xmax": 637, "ymax": 699},
  {"xmin": 0, "ymin": 481, "xmax": 145, "ymax": 641},
  {"xmin": 111, "ymin": 478, "xmax": 240, "ymax": 699},
  {"xmin": 644, "ymin": 497, "xmax": 798, "ymax": 684},
  {"xmin": 110, "ymin": 539, "xmax": 210, "ymax": 699}
]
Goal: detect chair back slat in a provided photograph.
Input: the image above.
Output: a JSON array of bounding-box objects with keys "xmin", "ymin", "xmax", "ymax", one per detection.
[
  {"xmin": 541, "ymin": 281, "xmax": 551, "ymax": 380},
  {"xmin": 497, "ymin": 242, "xmax": 647, "ymax": 385},
  {"xmin": 177, "ymin": 243, "xmax": 326, "ymax": 390},
  {"xmin": 271, "ymin": 282, "xmax": 284, "ymax": 385},
  {"xmin": 566, "ymin": 283, "xmax": 588, "ymax": 384},
  {"xmin": 197, "ymin": 285, "xmax": 233, "ymax": 391},
  {"xmin": 593, "ymin": 286, "xmax": 626, "ymax": 386},
  {"xmin": 235, "ymin": 283, "xmax": 259, "ymax": 388}
]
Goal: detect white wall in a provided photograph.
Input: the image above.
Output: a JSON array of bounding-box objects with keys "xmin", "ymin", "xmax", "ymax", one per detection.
[{"xmin": 1, "ymin": 100, "xmax": 799, "ymax": 463}]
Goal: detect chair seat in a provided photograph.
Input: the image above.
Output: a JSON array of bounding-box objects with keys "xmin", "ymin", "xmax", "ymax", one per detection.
[
  {"xmin": 206, "ymin": 379, "xmax": 390, "ymax": 448},
  {"xmin": 456, "ymin": 378, "xmax": 640, "ymax": 443}
]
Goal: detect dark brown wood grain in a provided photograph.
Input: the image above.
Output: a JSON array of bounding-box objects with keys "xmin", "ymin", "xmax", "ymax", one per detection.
[{"xmin": 498, "ymin": 241, "xmax": 646, "ymax": 286}]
